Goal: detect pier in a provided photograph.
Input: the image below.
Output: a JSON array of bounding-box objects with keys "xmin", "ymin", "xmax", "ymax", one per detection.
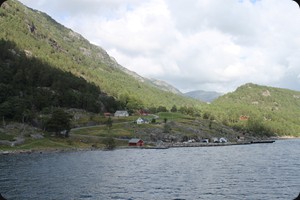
[{"xmin": 146, "ymin": 140, "xmax": 275, "ymax": 149}]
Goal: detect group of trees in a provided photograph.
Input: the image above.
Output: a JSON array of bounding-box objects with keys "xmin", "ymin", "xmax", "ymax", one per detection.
[
  {"xmin": 147, "ymin": 105, "xmax": 201, "ymax": 116},
  {"xmin": 0, "ymin": 40, "xmax": 122, "ymax": 126}
]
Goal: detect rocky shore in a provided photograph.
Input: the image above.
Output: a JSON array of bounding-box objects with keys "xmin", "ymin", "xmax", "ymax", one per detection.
[{"xmin": 0, "ymin": 147, "xmax": 97, "ymax": 155}]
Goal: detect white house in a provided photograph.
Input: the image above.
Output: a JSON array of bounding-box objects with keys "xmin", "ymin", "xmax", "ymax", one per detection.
[
  {"xmin": 114, "ymin": 110, "xmax": 129, "ymax": 117},
  {"xmin": 136, "ymin": 117, "xmax": 149, "ymax": 124},
  {"xmin": 136, "ymin": 117, "xmax": 144, "ymax": 124}
]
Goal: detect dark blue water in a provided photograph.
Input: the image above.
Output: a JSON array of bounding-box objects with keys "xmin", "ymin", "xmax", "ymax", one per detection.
[{"xmin": 0, "ymin": 139, "xmax": 299, "ymax": 200}]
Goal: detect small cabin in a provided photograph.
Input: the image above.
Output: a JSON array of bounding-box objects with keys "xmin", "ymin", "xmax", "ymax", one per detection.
[
  {"xmin": 239, "ymin": 115, "xmax": 249, "ymax": 121},
  {"xmin": 128, "ymin": 138, "xmax": 144, "ymax": 147},
  {"xmin": 136, "ymin": 117, "xmax": 144, "ymax": 124},
  {"xmin": 138, "ymin": 109, "xmax": 149, "ymax": 116},
  {"xmin": 104, "ymin": 112, "xmax": 112, "ymax": 117},
  {"xmin": 114, "ymin": 110, "xmax": 129, "ymax": 117},
  {"xmin": 136, "ymin": 117, "xmax": 149, "ymax": 124}
]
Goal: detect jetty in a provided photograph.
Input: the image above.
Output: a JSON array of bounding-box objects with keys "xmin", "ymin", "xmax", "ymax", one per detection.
[
  {"xmin": 250, "ymin": 140, "xmax": 275, "ymax": 144},
  {"xmin": 156, "ymin": 140, "xmax": 275, "ymax": 149},
  {"xmin": 166, "ymin": 142, "xmax": 249, "ymax": 148},
  {"xmin": 141, "ymin": 146, "xmax": 169, "ymax": 149},
  {"xmin": 127, "ymin": 139, "xmax": 276, "ymax": 150}
]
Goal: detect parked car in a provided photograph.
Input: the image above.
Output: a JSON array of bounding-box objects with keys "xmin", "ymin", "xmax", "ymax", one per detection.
[
  {"xmin": 201, "ymin": 139, "xmax": 209, "ymax": 143},
  {"xmin": 219, "ymin": 137, "xmax": 228, "ymax": 143}
]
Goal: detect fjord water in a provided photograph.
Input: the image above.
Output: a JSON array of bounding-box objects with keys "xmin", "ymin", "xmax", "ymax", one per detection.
[{"xmin": 0, "ymin": 139, "xmax": 299, "ymax": 200}]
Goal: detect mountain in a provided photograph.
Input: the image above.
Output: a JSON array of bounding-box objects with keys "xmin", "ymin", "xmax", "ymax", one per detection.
[
  {"xmin": 211, "ymin": 83, "xmax": 300, "ymax": 137},
  {"xmin": 148, "ymin": 78, "xmax": 182, "ymax": 95},
  {"xmin": 184, "ymin": 90, "xmax": 222, "ymax": 103},
  {"xmin": 0, "ymin": 0, "xmax": 202, "ymax": 113}
]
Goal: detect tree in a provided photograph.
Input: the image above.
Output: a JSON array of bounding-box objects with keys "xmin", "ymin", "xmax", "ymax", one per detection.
[
  {"xmin": 171, "ymin": 105, "xmax": 177, "ymax": 112},
  {"xmin": 164, "ymin": 118, "xmax": 168, "ymax": 123},
  {"xmin": 148, "ymin": 107, "xmax": 157, "ymax": 114},
  {"xmin": 246, "ymin": 117, "xmax": 274, "ymax": 137},
  {"xmin": 209, "ymin": 120, "xmax": 213, "ymax": 129},
  {"xmin": 151, "ymin": 118, "xmax": 156, "ymax": 124},
  {"xmin": 103, "ymin": 136, "xmax": 116, "ymax": 150},
  {"xmin": 203, "ymin": 112, "xmax": 211, "ymax": 120},
  {"xmin": 163, "ymin": 123, "xmax": 171, "ymax": 133},
  {"xmin": 106, "ymin": 117, "xmax": 113, "ymax": 132},
  {"xmin": 157, "ymin": 106, "xmax": 168, "ymax": 112},
  {"xmin": 46, "ymin": 109, "xmax": 73, "ymax": 137}
]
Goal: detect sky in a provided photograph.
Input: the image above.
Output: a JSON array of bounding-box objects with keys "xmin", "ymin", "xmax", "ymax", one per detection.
[{"xmin": 18, "ymin": 0, "xmax": 300, "ymax": 93}]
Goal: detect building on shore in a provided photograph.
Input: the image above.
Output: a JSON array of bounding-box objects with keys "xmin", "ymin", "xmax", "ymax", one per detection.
[{"xmin": 128, "ymin": 138, "xmax": 144, "ymax": 147}]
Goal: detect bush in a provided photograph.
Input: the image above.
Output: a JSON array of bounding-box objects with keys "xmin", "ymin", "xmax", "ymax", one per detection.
[
  {"xmin": 103, "ymin": 137, "xmax": 116, "ymax": 150},
  {"xmin": 45, "ymin": 109, "xmax": 72, "ymax": 137}
]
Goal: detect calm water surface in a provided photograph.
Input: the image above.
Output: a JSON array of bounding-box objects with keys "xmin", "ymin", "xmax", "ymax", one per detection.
[{"xmin": 0, "ymin": 139, "xmax": 299, "ymax": 200}]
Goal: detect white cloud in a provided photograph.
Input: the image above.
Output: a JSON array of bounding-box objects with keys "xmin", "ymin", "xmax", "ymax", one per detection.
[{"xmin": 19, "ymin": 0, "xmax": 300, "ymax": 93}]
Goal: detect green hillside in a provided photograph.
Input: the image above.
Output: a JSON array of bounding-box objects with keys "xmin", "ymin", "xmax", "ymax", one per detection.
[
  {"xmin": 0, "ymin": 0, "xmax": 202, "ymax": 112},
  {"xmin": 0, "ymin": 39, "xmax": 121, "ymax": 118},
  {"xmin": 211, "ymin": 83, "xmax": 300, "ymax": 137}
]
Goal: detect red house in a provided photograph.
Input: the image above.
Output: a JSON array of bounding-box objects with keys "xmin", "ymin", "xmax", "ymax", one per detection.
[
  {"xmin": 138, "ymin": 109, "xmax": 149, "ymax": 116},
  {"xmin": 128, "ymin": 138, "xmax": 144, "ymax": 147},
  {"xmin": 239, "ymin": 115, "xmax": 249, "ymax": 121},
  {"xmin": 104, "ymin": 112, "xmax": 112, "ymax": 117}
]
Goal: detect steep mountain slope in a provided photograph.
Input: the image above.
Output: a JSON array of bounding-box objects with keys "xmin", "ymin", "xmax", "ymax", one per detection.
[
  {"xmin": 0, "ymin": 39, "xmax": 121, "ymax": 119},
  {"xmin": 0, "ymin": 0, "xmax": 202, "ymax": 110},
  {"xmin": 184, "ymin": 90, "xmax": 222, "ymax": 103},
  {"xmin": 211, "ymin": 83, "xmax": 300, "ymax": 136},
  {"xmin": 148, "ymin": 78, "xmax": 182, "ymax": 95}
]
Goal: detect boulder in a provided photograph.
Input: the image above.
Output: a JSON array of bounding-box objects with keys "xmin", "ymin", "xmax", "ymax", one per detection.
[
  {"xmin": 294, "ymin": 193, "xmax": 300, "ymax": 200},
  {"xmin": 0, "ymin": 193, "xmax": 7, "ymax": 200}
]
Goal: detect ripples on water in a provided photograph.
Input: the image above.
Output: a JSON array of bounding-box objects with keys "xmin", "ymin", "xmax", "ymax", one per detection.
[{"xmin": 0, "ymin": 139, "xmax": 299, "ymax": 200}]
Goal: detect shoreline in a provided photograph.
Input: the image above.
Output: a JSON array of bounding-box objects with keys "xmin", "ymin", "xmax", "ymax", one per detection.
[
  {"xmin": 1, "ymin": 137, "xmax": 299, "ymax": 155},
  {"xmin": 0, "ymin": 147, "xmax": 99, "ymax": 155}
]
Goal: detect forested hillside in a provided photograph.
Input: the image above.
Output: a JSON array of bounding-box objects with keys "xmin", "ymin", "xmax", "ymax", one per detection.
[
  {"xmin": 0, "ymin": 39, "xmax": 122, "ymax": 122},
  {"xmin": 211, "ymin": 83, "xmax": 300, "ymax": 136},
  {"xmin": 0, "ymin": 0, "xmax": 202, "ymax": 113}
]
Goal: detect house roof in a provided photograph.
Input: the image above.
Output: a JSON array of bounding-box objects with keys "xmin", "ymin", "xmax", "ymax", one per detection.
[
  {"xmin": 136, "ymin": 117, "xmax": 148, "ymax": 121},
  {"xmin": 129, "ymin": 138, "xmax": 143, "ymax": 143},
  {"xmin": 115, "ymin": 110, "xmax": 128, "ymax": 114}
]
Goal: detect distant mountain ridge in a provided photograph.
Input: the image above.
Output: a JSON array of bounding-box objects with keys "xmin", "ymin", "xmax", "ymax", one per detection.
[
  {"xmin": 184, "ymin": 90, "xmax": 223, "ymax": 102},
  {"xmin": 148, "ymin": 78, "xmax": 182, "ymax": 95},
  {"xmin": 115, "ymin": 66, "xmax": 182, "ymax": 95}
]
